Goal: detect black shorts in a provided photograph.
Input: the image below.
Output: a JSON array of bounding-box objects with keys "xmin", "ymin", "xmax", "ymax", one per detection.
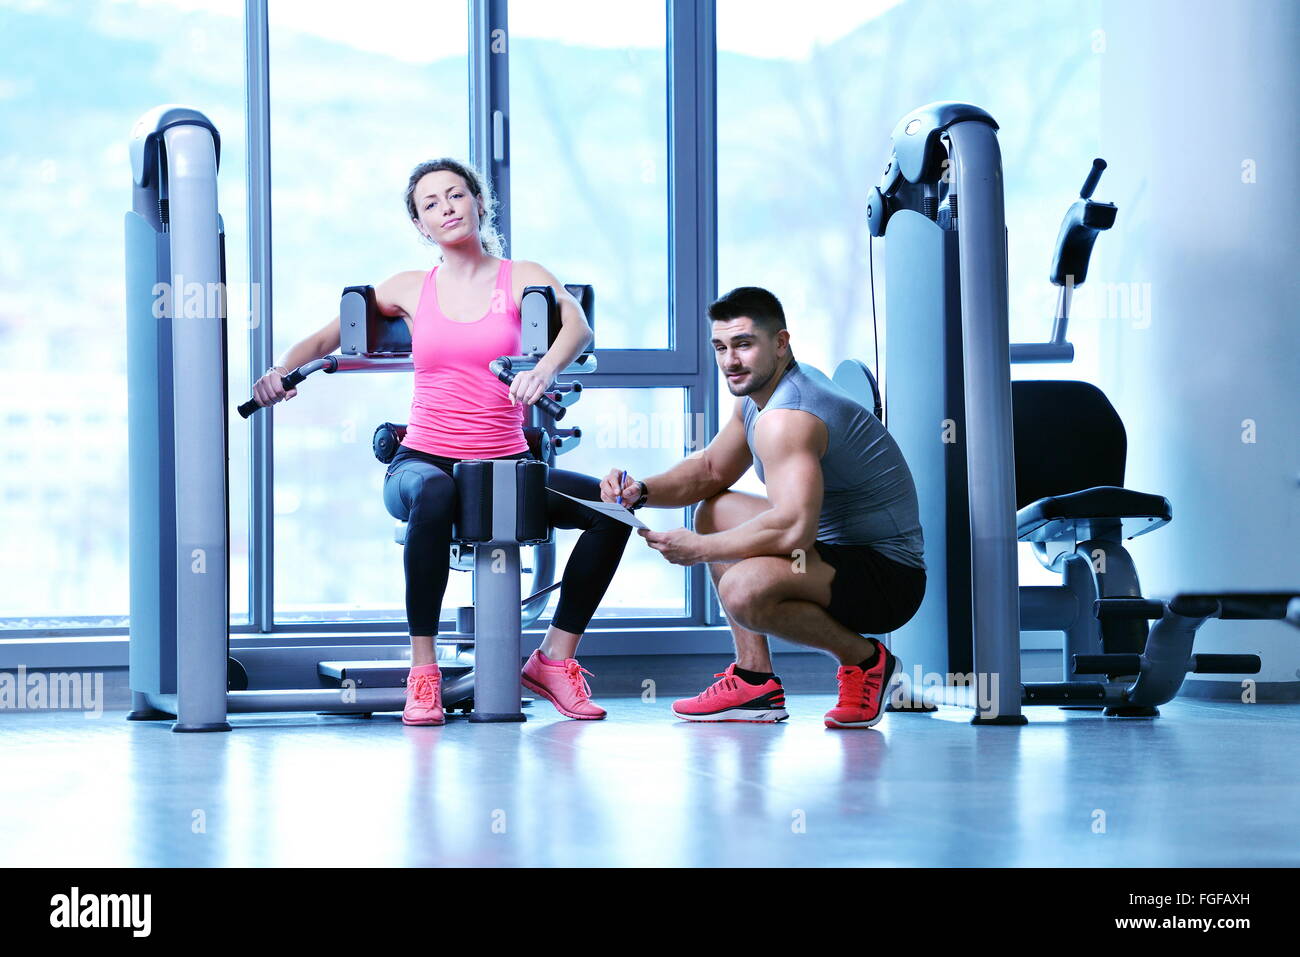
[{"xmin": 812, "ymin": 541, "xmax": 927, "ymax": 635}]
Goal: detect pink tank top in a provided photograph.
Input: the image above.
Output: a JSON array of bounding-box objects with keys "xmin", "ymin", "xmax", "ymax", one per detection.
[{"xmin": 402, "ymin": 259, "xmax": 530, "ymax": 458}]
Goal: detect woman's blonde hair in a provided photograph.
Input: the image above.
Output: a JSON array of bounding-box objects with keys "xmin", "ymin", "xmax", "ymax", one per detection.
[{"xmin": 404, "ymin": 158, "xmax": 503, "ymax": 258}]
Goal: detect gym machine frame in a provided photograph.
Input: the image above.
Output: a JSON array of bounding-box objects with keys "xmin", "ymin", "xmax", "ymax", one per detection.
[
  {"xmin": 864, "ymin": 102, "xmax": 1296, "ymax": 723},
  {"xmin": 126, "ymin": 107, "xmax": 594, "ymax": 730}
]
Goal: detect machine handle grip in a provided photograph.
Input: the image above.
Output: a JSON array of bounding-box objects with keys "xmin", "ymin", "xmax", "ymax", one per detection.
[
  {"xmin": 536, "ymin": 393, "xmax": 565, "ymax": 418},
  {"xmin": 238, "ymin": 356, "xmax": 338, "ymax": 418},
  {"xmin": 1093, "ymin": 598, "xmax": 1165, "ymax": 620},
  {"xmin": 490, "ymin": 360, "xmax": 567, "ymax": 421},
  {"xmin": 1190, "ymin": 654, "xmax": 1261, "ymax": 675},
  {"xmin": 1080, "ymin": 157, "xmax": 1107, "ymax": 199},
  {"xmin": 1048, "ymin": 158, "xmax": 1117, "ymax": 289}
]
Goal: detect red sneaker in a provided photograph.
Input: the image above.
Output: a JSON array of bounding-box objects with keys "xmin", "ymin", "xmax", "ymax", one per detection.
[
  {"xmin": 521, "ymin": 650, "xmax": 607, "ymax": 720},
  {"xmin": 403, "ymin": 664, "xmax": 445, "ymax": 726},
  {"xmin": 824, "ymin": 644, "xmax": 899, "ymax": 729},
  {"xmin": 672, "ymin": 664, "xmax": 788, "ymax": 723}
]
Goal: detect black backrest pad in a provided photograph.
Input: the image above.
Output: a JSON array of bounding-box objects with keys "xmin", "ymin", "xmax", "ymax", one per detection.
[
  {"xmin": 1011, "ymin": 380, "xmax": 1127, "ymax": 509},
  {"xmin": 563, "ymin": 283, "xmax": 594, "ymax": 347}
]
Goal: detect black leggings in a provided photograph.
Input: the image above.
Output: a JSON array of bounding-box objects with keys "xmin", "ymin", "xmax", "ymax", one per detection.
[{"xmin": 382, "ymin": 444, "xmax": 632, "ymax": 636}]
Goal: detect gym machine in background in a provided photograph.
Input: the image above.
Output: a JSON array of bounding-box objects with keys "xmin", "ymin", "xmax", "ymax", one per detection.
[
  {"xmin": 856, "ymin": 101, "xmax": 1295, "ymax": 723},
  {"xmin": 126, "ymin": 106, "xmax": 595, "ymax": 730}
]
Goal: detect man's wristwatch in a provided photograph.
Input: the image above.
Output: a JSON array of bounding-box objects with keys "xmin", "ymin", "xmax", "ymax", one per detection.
[{"xmin": 630, "ymin": 480, "xmax": 649, "ymax": 510}]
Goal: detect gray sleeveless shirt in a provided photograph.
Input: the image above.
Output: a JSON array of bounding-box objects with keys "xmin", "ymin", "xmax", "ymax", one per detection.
[{"xmin": 742, "ymin": 358, "xmax": 925, "ymax": 569}]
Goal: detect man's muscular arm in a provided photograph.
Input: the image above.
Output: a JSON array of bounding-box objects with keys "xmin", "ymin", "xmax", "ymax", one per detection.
[
  {"xmin": 694, "ymin": 409, "xmax": 825, "ymax": 563},
  {"xmin": 633, "ymin": 398, "xmax": 753, "ymax": 508}
]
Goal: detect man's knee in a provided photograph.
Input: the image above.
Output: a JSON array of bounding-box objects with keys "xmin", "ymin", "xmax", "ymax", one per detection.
[
  {"xmin": 693, "ymin": 493, "xmax": 722, "ymax": 535},
  {"xmin": 716, "ymin": 566, "xmax": 773, "ymax": 628},
  {"xmin": 695, "ymin": 489, "xmax": 772, "ymax": 537}
]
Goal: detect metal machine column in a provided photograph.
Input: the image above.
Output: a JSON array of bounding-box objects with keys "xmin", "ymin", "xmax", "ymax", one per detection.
[
  {"xmin": 125, "ymin": 106, "xmax": 231, "ymax": 732},
  {"xmin": 869, "ymin": 103, "xmax": 1025, "ymax": 723},
  {"xmin": 945, "ymin": 121, "xmax": 1024, "ymax": 724},
  {"xmin": 467, "ymin": 460, "xmax": 529, "ymax": 723}
]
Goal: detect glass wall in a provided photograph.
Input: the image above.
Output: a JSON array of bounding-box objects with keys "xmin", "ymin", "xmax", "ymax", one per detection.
[
  {"xmin": 508, "ymin": 1, "xmax": 670, "ymax": 350},
  {"xmin": 0, "ymin": 0, "xmax": 250, "ymax": 629},
  {"xmin": 0, "ymin": 0, "xmax": 1112, "ymax": 641},
  {"xmin": 716, "ymin": 0, "xmax": 1104, "ymax": 587},
  {"xmin": 718, "ymin": 0, "xmax": 1103, "ymax": 372},
  {"xmin": 548, "ymin": 387, "xmax": 692, "ymax": 619},
  {"xmin": 267, "ymin": 1, "xmax": 469, "ymax": 624}
]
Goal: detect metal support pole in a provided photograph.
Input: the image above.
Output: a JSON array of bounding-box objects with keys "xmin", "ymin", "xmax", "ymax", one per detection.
[
  {"xmin": 468, "ymin": 460, "xmax": 526, "ymax": 722},
  {"xmin": 164, "ymin": 123, "xmax": 231, "ymax": 732},
  {"xmin": 669, "ymin": 0, "xmax": 717, "ymax": 623},
  {"xmin": 469, "ymin": 0, "xmax": 510, "ymax": 250},
  {"xmin": 245, "ymin": 0, "xmax": 274, "ymax": 634},
  {"xmin": 946, "ymin": 120, "xmax": 1026, "ymax": 724}
]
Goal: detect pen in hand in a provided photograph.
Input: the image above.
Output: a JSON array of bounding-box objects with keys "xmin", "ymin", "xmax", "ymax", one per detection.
[{"xmin": 617, "ymin": 470, "xmax": 626, "ymax": 506}]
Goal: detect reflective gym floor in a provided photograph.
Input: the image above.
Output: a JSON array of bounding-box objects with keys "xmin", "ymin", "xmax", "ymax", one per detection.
[{"xmin": 2, "ymin": 695, "xmax": 1296, "ymax": 868}]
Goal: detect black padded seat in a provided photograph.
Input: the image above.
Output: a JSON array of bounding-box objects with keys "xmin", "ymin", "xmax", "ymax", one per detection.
[
  {"xmin": 1012, "ymin": 380, "xmax": 1172, "ymax": 544},
  {"xmin": 1016, "ymin": 485, "xmax": 1171, "ymax": 543}
]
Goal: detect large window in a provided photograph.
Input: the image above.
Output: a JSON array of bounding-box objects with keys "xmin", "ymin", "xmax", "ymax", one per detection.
[
  {"xmin": 0, "ymin": 0, "xmax": 1112, "ymax": 643},
  {"xmin": 0, "ymin": 0, "xmax": 250, "ymax": 629},
  {"xmin": 718, "ymin": 0, "xmax": 1103, "ymax": 373},
  {"xmin": 267, "ymin": 1, "xmax": 469, "ymax": 624},
  {"xmin": 717, "ymin": 0, "xmax": 1104, "ymax": 589},
  {"xmin": 508, "ymin": 1, "xmax": 670, "ymax": 350},
  {"xmin": 548, "ymin": 387, "xmax": 692, "ymax": 620}
]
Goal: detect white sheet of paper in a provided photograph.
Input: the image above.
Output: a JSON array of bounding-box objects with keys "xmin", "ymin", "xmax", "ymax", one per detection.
[{"xmin": 550, "ymin": 489, "xmax": 650, "ymax": 529}]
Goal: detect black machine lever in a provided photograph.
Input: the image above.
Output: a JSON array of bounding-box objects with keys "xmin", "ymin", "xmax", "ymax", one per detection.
[
  {"xmin": 1190, "ymin": 654, "xmax": 1261, "ymax": 675},
  {"xmin": 1093, "ymin": 597, "xmax": 1166, "ymax": 620},
  {"xmin": 1072, "ymin": 652, "xmax": 1262, "ymax": 678},
  {"xmin": 1050, "ymin": 158, "xmax": 1118, "ymax": 288},
  {"xmin": 1079, "ymin": 157, "xmax": 1106, "ymax": 199},
  {"xmin": 1011, "ymin": 158, "xmax": 1120, "ymax": 364},
  {"xmin": 239, "ymin": 354, "xmax": 569, "ymax": 422},
  {"xmin": 238, "ymin": 356, "xmax": 339, "ymax": 418},
  {"xmin": 490, "ymin": 358, "xmax": 566, "ymax": 421}
]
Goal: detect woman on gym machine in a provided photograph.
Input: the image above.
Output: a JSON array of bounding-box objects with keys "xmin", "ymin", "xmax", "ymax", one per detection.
[{"xmin": 249, "ymin": 158, "xmax": 632, "ymax": 726}]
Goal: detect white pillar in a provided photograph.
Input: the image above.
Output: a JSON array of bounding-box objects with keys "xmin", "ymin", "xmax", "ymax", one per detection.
[{"xmin": 1098, "ymin": 0, "xmax": 1300, "ymax": 692}]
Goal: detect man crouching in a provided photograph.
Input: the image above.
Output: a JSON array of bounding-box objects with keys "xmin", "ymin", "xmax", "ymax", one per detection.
[{"xmin": 601, "ymin": 287, "xmax": 926, "ymax": 728}]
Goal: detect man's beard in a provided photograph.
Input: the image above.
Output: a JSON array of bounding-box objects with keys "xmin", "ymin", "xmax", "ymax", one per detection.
[{"xmin": 726, "ymin": 361, "xmax": 774, "ymax": 396}]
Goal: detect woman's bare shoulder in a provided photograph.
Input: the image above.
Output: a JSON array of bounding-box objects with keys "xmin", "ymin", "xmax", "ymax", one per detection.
[
  {"xmin": 509, "ymin": 259, "xmax": 561, "ymax": 297},
  {"xmin": 374, "ymin": 269, "xmax": 428, "ymax": 317},
  {"xmin": 510, "ymin": 259, "xmax": 551, "ymax": 281}
]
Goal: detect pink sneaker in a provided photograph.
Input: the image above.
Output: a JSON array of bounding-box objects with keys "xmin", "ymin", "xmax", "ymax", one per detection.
[
  {"xmin": 824, "ymin": 644, "xmax": 899, "ymax": 729},
  {"xmin": 521, "ymin": 650, "xmax": 607, "ymax": 720},
  {"xmin": 403, "ymin": 664, "xmax": 445, "ymax": 726},
  {"xmin": 672, "ymin": 664, "xmax": 788, "ymax": 722}
]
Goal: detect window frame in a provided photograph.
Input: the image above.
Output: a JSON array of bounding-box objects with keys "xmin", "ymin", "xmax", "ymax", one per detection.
[
  {"xmin": 251, "ymin": 0, "xmax": 723, "ymax": 635},
  {"xmin": 0, "ymin": 0, "xmax": 726, "ymax": 654}
]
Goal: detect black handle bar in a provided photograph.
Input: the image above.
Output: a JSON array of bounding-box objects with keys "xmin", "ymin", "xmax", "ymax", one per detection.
[
  {"xmin": 239, "ymin": 355, "xmax": 566, "ymax": 422},
  {"xmin": 1079, "ymin": 157, "xmax": 1107, "ymax": 199},
  {"xmin": 490, "ymin": 358, "xmax": 566, "ymax": 421},
  {"xmin": 238, "ymin": 356, "xmax": 340, "ymax": 418}
]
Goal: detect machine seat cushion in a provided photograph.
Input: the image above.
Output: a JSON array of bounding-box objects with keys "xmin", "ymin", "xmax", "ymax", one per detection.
[{"xmin": 1016, "ymin": 486, "xmax": 1171, "ymax": 542}]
